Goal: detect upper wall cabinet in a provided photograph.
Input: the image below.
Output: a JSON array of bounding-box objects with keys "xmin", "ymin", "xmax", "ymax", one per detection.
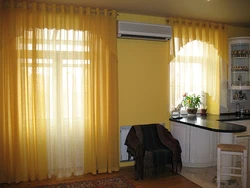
[
  {"xmin": 228, "ymin": 37, "xmax": 250, "ymax": 102},
  {"xmin": 229, "ymin": 37, "xmax": 250, "ymax": 90}
]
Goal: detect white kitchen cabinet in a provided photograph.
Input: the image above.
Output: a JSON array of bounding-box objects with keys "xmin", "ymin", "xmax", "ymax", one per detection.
[
  {"xmin": 189, "ymin": 126, "xmax": 217, "ymax": 166},
  {"xmin": 171, "ymin": 122, "xmax": 217, "ymax": 167},
  {"xmin": 170, "ymin": 122, "xmax": 190, "ymax": 164},
  {"xmin": 228, "ymin": 37, "xmax": 250, "ymax": 103}
]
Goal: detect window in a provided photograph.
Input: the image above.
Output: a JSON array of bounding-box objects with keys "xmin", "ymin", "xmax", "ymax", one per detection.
[
  {"xmin": 18, "ymin": 28, "xmax": 89, "ymax": 123},
  {"xmin": 170, "ymin": 40, "xmax": 218, "ymax": 112}
]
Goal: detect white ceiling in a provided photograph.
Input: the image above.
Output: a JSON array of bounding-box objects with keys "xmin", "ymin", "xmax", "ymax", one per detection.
[{"xmin": 34, "ymin": 0, "xmax": 250, "ymax": 28}]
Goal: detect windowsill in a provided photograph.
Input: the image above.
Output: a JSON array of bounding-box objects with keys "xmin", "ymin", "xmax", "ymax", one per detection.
[{"xmin": 180, "ymin": 109, "xmax": 202, "ymax": 115}]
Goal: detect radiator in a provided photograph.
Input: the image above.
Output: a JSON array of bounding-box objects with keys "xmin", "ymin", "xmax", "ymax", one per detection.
[{"xmin": 120, "ymin": 126, "xmax": 132, "ymax": 162}]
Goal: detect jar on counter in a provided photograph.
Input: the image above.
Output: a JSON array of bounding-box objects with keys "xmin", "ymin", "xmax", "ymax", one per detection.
[{"xmin": 240, "ymin": 109, "xmax": 244, "ymax": 115}]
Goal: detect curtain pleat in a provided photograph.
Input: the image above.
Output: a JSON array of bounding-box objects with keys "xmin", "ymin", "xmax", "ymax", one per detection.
[{"xmin": 0, "ymin": 0, "xmax": 119, "ymax": 183}]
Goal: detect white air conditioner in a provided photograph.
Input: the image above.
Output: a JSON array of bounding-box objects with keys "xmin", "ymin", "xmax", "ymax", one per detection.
[{"xmin": 117, "ymin": 21, "xmax": 172, "ymax": 41}]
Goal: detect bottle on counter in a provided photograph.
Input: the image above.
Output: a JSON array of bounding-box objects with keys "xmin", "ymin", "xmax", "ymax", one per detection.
[
  {"xmin": 236, "ymin": 103, "xmax": 240, "ymax": 116},
  {"xmin": 240, "ymin": 105, "xmax": 245, "ymax": 116},
  {"xmin": 240, "ymin": 108, "xmax": 244, "ymax": 116}
]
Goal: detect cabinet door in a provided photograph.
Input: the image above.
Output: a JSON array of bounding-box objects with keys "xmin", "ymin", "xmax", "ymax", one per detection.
[
  {"xmin": 229, "ymin": 37, "xmax": 250, "ymax": 91},
  {"xmin": 189, "ymin": 127, "xmax": 217, "ymax": 165},
  {"xmin": 228, "ymin": 37, "xmax": 250, "ymax": 103},
  {"xmin": 170, "ymin": 122, "xmax": 190, "ymax": 164}
]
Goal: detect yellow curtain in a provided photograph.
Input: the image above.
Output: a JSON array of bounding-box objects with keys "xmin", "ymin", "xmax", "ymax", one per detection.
[
  {"xmin": 0, "ymin": 0, "xmax": 119, "ymax": 183},
  {"xmin": 166, "ymin": 17, "xmax": 228, "ymax": 108},
  {"xmin": 166, "ymin": 17, "xmax": 228, "ymax": 62}
]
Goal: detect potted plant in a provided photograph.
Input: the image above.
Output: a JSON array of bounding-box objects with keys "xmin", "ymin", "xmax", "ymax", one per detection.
[
  {"xmin": 182, "ymin": 93, "xmax": 202, "ymax": 115},
  {"xmin": 201, "ymin": 104, "xmax": 207, "ymax": 115}
]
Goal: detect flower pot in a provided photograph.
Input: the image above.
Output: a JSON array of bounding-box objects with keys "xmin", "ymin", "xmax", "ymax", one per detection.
[
  {"xmin": 201, "ymin": 109, "xmax": 207, "ymax": 115},
  {"xmin": 187, "ymin": 108, "xmax": 198, "ymax": 115}
]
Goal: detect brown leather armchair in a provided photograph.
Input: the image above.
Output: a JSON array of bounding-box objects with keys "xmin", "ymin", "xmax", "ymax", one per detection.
[{"xmin": 125, "ymin": 124, "xmax": 182, "ymax": 180}]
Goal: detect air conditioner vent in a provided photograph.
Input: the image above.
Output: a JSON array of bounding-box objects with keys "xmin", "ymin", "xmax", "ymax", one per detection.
[
  {"xmin": 119, "ymin": 34, "xmax": 169, "ymax": 41},
  {"xmin": 117, "ymin": 21, "xmax": 172, "ymax": 41}
]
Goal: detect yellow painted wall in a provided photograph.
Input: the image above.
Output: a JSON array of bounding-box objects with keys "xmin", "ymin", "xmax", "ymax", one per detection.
[
  {"xmin": 118, "ymin": 38, "xmax": 169, "ymax": 126},
  {"xmin": 118, "ymin": 13, "xmax": 170, "ymax": 129},
  {"xmin": 118, "ymin": 13, "xmax": 166, "ymax": 25},
  {"xmin": 228, "ymin": 26, "xmax": 250, "ymax": 38}
]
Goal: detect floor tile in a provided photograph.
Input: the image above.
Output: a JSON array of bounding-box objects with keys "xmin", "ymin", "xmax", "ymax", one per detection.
[{"xmin": 180, "ymin": 166, "xmax": 249, "ymax": 188}]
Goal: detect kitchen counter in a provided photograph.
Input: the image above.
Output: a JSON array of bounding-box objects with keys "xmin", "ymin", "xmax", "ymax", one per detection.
[
  {"xmin": 169, "ymin": 114, "xmax": 249, "ymax": 173},
  {"xmin": 218, "ymin": 114, "xmax": 250, "ymax": 121},
  {"xmin": 170, "ymin": 113, "xmax": 249, "ymax": 178},
  {"xmin": 169, "ymin": 114, "xmax": 247, "ymax": 133}
]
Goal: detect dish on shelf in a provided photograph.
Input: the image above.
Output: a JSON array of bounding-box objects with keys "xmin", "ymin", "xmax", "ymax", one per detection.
[
  {"xmin": 231, "ymin": 81, "xmax": 250, "ymax": 86},
  {"xmin": 232, "ymin": 66, "xmax": 249, "ymax": 71},
  {"xmin": 231, "ymin": 50, "xmax": 250, "ymax": 57}
]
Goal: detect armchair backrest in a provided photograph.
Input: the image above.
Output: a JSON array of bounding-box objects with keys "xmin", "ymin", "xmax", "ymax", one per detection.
[{"xmin": 140, "ymin": 124, "xmax": 165, "ymax": 151}]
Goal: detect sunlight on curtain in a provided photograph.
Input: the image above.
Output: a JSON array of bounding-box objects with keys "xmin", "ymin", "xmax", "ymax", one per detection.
[
  {"xmin": 34, "ymin": 29, "xmax": 88, "ymax": 178},
  {"xmin": 0, "ymin": 0, "xmax": 119, "ymax": 183},
  {"xmin": 169, "ymin": 40, "xmax": 219, "ymax": 108},
  {"xmin": 166, "ymin": 18, "xmax": 228, "ymax": 110}
]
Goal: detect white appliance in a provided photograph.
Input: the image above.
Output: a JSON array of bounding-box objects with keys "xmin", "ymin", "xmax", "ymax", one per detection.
[{"xmin": 117, "ymin": 21, "xmax": 172, "ymax": 41}]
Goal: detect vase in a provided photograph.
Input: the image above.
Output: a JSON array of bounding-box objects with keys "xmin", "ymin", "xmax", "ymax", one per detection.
[{"xmin": 187, "ymin": 108, "xmax": 198, "ymax": 115}]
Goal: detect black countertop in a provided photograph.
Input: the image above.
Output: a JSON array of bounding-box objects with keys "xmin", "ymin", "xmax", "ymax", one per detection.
[{"xmin": 169, "ymin": 114, "xmax": 248, "ymax": 133}]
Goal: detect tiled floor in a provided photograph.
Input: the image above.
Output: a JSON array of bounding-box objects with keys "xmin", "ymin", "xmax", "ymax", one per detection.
[{"xmin": 180, "ymin": 166, "xmax": 249, "ymax": 188}]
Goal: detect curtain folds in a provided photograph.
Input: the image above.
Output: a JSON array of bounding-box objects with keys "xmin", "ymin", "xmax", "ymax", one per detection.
[
  {"xmin": 166, "ymin": 17, "xmax": 228, "ymax": 109},
  {"xmin": 166, "ymin": 18, "xmax": 228, "ymax": 62},
  {"xmin": 0, "ymin": 0, "xmax": 119, "ymax": 183}
]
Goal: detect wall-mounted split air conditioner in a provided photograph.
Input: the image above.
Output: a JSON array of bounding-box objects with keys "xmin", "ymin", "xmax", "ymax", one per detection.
[{"xmin": 117, "ymin": 21, "xmax": 172, "ymax": 41}]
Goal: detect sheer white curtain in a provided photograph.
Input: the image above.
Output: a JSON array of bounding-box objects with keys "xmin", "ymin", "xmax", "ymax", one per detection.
[
  {"xmin": 170, "ymin": 40, "xmax": 220, "ymax": 110},
  {"xmin": 45, "ymin": 30, "xmax": 86, "ymax": 178},
  {"xmin": 19, "ymin": 29, "xmax": 88, "ymax": 178}
]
